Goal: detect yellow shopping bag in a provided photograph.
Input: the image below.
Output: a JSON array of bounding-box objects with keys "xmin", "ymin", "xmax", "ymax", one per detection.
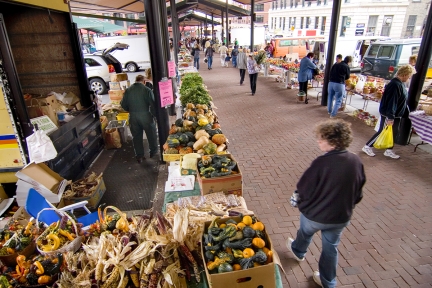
[{"xmin": 373, "ymin": 125, "xmax": 394, "ymax": 149}]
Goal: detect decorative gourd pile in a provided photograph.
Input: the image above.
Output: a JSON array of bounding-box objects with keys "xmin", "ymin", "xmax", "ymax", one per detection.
[
  {"xmin": 163, "ymin": 102, "xmax": 228, "ymax": 156},
  {"xmin": 203, "ymin": 216, "xmax": 273, "ymax": 274},
  {"xmin": 198, "ymin": 155, "xmax": 238, "ymax": 178}
]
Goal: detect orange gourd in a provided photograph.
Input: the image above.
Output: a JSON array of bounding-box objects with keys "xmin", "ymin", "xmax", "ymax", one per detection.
[
  {"xmin": 219, "ymin": 223, "xmax": 226, "ymax": 229},
  {"xmin": 211, "ymin": 134, "xmax": 227, "ymax": 145},
  {"xmin": 252, "ymin": 222, "xmax": 265, "ymax": 231},
  {"xmin": 242, "ymin": 216, "xmax": 253, "ymax": 226},
  {"xmin": 236, "ymin": 222, "xmax": 246, "ymax": 230},
  {"xmin": 212, "ymin": 122, "xmax": 221, "ymax": 129},
  {"xmin": 262, "ymin": 247, "xmax": 273, "ymax": 264},
  {"xmin": 252, "ymin": 237, "xmax": 266, "ymax": 249},
  {"xmin": 243, "ymin": 248, "xmax": 255, "ymax": 258},
  {"xmin": 233, "ymin": 264, "xmax": 242, "ymax": 271}
]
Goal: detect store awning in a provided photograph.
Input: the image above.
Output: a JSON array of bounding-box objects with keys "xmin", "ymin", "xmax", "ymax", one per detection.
[{"xmin": 72, "ymin": 16, "xmax": 127, "ymax": 34}]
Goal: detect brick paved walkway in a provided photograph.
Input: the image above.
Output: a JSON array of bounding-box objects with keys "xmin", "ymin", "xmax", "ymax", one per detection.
[{"xmin": 197, "ymin": 56, "xmax": 432, "ymax": 287}]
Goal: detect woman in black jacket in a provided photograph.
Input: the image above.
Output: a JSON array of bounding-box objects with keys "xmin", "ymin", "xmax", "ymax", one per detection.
[{"xmin": 362, "ymin": 65, "xmax": 415, "ymax": 159}]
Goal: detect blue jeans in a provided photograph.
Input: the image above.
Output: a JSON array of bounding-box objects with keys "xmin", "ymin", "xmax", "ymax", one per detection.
[
  {"xmin": 292, "ymin": 214, "xmax": 349, "ymax": 288},
  {"xmin": 232, "ymin": 56, "xmax": 237, "ymax": 67},
  {"xmin": 194, "ymin": 57, "xmax": 200, "ymax": 70},
  {"xmin": 207, "ymin": 56, "xmax": 213, "ymax": 69},
  {"xmin": 327, "ymin": 82, "xmax": 345, "ymax": 117}
]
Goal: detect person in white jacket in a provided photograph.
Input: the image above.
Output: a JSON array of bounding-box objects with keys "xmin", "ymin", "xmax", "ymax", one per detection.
[{"xmin": 219, "ymin": 43, "xmax": 228, "ymax": 67}]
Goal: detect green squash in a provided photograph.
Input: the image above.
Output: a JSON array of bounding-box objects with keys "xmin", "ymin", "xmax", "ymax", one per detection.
[
  {"xmin": 167, "ymin": 134, "xmax": 180, "ymax": 140},
  {"xmin": 167, "ymin": 138, "xmax": 180, "ymax": 148},
  {"xmin": 175, "ymin": 118, "xmax": 184, "ymax": 127},
  {"xmin": 218, "ymin": 262, "xmax": 233, "ymax": 273},
  {"xmin": 178, "ymin": 134, "xmax": 189, "ymax": 144},
  {"xmin": 203, "ymin": 142, "xmax": 217, "ymax": 155},
  {"xmin": 187, "ymin": 141, "xmax": 195, "ymax": 148},
  {"xmin": 165, "ymin": 148, "xmax": 179, "ymax": 154},
  {"xmin": 242, "ymin": 226, "xmax": 256, "ymax": 238}
]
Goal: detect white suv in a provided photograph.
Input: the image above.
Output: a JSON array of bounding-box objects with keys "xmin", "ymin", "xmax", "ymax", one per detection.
[{"xmin": 84, "ymin": 53, "xmax": 122, "ymax": 94}]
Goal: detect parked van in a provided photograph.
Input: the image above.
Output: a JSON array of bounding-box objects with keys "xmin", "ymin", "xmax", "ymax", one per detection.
[
  {"xmin": 271, "ymin": 36, "xmax": 325, "ymax": 58},
  {"xmin": 311, "ymin": 36, "xmax": 391, "ymax": 70},
  {"xmin": 360, "ymin": 38, "xmax": 421, "ymax": 80}
]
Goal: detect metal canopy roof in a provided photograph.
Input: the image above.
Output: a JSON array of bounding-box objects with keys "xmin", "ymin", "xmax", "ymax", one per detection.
[
  {"xmin": 168, "ymin": 13, "xmax": 221, "ymax": 27},
  {"xmin": 167, "ymin": 0, "xmax": 250, "ymax": 18},
  {"xmin": 69, "ymin": 0, "xmax": 251, "ymax": 17}
]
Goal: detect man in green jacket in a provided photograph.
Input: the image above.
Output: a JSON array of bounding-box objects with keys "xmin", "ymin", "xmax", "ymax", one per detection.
[{"xmin": 121, "ymin": 75, "xmax": 158, "ymax": 163}]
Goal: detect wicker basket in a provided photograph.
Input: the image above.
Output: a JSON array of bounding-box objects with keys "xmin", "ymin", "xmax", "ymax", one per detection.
[{"xmin": 35, "ymin": 208, "xmax": 83, "ymax": 256}]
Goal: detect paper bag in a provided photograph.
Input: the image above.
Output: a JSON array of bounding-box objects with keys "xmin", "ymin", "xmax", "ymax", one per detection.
[
  {"xmin": 104, "ymin": 128, "xmax": 122, "ymax": 149},
  {"xmin": 26, "ymin": 129, "xmax": 58, "ymax": 163}
]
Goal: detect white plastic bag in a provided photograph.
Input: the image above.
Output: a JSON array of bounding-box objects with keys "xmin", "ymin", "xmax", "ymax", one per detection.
[
  {"xmin": 355, "ymin": 75, "xmax": 366, "ymax": 92},
  {"xmin": 26, "ymin": 129, "xmax": 57, "ymax": 163}
]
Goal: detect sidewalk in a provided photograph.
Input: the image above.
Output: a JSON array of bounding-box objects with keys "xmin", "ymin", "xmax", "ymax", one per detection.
[{"xmin": 195, "ymin": 57, "xmax": 432, "ymax": 287}]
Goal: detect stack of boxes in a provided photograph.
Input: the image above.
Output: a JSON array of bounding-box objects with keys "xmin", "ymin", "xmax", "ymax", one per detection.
[{"xmin": 108, "ymin": 73, "xmax": 130, "ymax": 104}]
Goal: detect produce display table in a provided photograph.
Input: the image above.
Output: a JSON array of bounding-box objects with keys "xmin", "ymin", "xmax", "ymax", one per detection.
[
  {"xmin": 346, "ymin": 89, "xmax": 381, "ymax": 110},
  {"xmin": 409, "ymin": 110, "xmax": 432, "ymax": 151}
]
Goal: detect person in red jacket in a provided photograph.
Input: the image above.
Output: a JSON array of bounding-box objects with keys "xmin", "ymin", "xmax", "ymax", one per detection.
[{"xmin": 287, "ymin": 119, "xmax": 366, "ymax": 288}]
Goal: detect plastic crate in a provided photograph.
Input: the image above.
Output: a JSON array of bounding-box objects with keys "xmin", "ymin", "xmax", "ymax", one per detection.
[
  {"xmin": 106, "ymin": 120, "xmax": 128, "ymax": 144},
  {"xmin": 116, "ymin": 112, "xmax": 129, "ymax": 125}
]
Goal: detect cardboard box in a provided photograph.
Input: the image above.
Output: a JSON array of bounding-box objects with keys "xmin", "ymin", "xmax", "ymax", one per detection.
[
  {"xmin": 109, "ymin": 80, "xmax": 131, "ymax": 90},
  {"xmin": 15, "ymin": 163, "xmax": 67, "ymax": 206},
  {"xmin": 62, "ymin": 178, "xmax": 106, "ymax": 209},
  {"xmin": 197, "ymin": 155, "xmax": 242, "ymax": 196},
  {"xmin": 201, "ymin": 216, "xmax": 282, "ymax": 288},
  {"xmin": 110, "ymin": 73, "xmax": 128, "ymax": 82},
  {"xmin": 109, "ymin": 90, "xmax": 125, "ymax": 104}
]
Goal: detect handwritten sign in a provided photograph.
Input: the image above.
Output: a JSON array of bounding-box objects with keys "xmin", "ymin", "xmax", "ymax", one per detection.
[
  {"xmin": 158, "ymin": 79, "xmax": 174, "ymax": 107},
  {"xmin": 168, "ymin": 61, "xmax": 176, "ymax": 78}
]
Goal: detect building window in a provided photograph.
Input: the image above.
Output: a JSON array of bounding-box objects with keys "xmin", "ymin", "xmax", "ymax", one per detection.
[
  {"xmin": 317, "ymin": 0, "xmax": 322, "ymax": 5},
  {"xmin": 321, "ymin": 16, "xmax": 326, "ymax": 35},
  {"xmin": 292, "ymin": 17, "xmax": 296, "ymax": 29},
  {"xmin": 300, "ymin": 17, "xmax": 304, "ymax": 29},
  {"xmin": 405, "ymin": 15, "xmax": 416, "ymax": 37},
  {"xmin": 271, "ymin": 17, "xmax": 273, "ymax": 29},
  {"xmin": 279, "ymin": 17, "xmax": 282, "ymax": 28},
  {"xmin": 340, "ymin": 16, "xmax": 348, "ymax": 36},
  {"xmin": 308, "ymin": 1, "xmax": 311, "ymax": 6},
  {"xmin": 302, "ymin": 0, "xmax": 305, "ymax": 7},
  {"xmin": 256, "ymin": 15, "xmax": 264, "ymax": 23},
  {"xmin": 283, "ymin": 17, "xmax": 286, "ymax": 30},
  {"xmin": 381, "ymin": 15, "xmax": 393, "ymax": 36},
  {"xmin": 272, "ymin": 1, "xmax": 275, "ymax": 9},
  {"xmin": 102, "ymin": 13, "xmax": 111, "ymax": 21},
  {"xmin": 366, "ymin": 15, "xmax": 378, "ymax": 36},
  {"xmin": 284, "ymin": 0, "xmax": 287, "ymax": 8},
  {"xmin": 315, "ymin": 16, "xmax": 319, "ymax": 29},
  {"xmin": 324, "ymin": 0, "xmax": 327, "ymax": 4},
  {"xmin": 290, "ymin": 0, "xmax": 293, "ymax": 8},
  {"xmin": 345, "ymin": 0, "xmax": 350, "ymax": 2},
  {"xmin": 254, "ymin": 4, "xmax": 264, "ymax": 11},
  {"xmin": 306, "ymin": 17, "xmax": 310, "ymax": 28}
]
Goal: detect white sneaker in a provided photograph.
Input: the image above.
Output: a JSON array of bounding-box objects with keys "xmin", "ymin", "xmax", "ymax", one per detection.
[
  {"xmin": 313, "ymin": 271, "xmax": 323, "ymax": 287},
  {"xmin": 286, "ymin": 237, "xmax": 305, "ymax": 262},
  {"xmin": 362, "ymin": 145, "xmax": 375, "ymax": 157},
  {"xmin": 384, "ymin": 149, "xmax": 400, "ymax": 159}
]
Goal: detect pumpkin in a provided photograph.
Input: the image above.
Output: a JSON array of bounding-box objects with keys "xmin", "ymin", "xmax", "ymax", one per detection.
[
  {"xmin": 163, "ymin": 142, "xmax": 169, "ymax": 151},
  {"xmin": 252, "ymin": 237, "xmax": 266, "ymax": 249},
  {"xmin": 253, "ymin": 262, "xmax": 262, "ymax": 267},
  {"xmin": 252, "ymin": 222, "xmax": 265, "ymax": 231},
  {"xmin": 233, "ymin": 264, "xmax": 242, "ymax": 271},
  {"xmin": 169, "ymin": 124, "xmax": 179, "ymax": 134},
  {"xmin": 212, "ymin": 134, "xmax": 227, "ymax": 145},
  {"xmin": 196, "ymin": 108, "xmax": 204, "ymax": 115},
  {"xmin": 262, "ymin": 247, "xmax": 273, "ymax": 264},
  {"xmin": 242, "ymin": 216, "xmax": 253, "ymax": 226},
  {"xmin": 167, "ymin": 138, "xmax": 180, "ymax": 148},
  {"xmin": 219, "ymin": 223, "xmax": 226, "ymax": 229},
  {"xmin": 186, "ymin": 103, "xmax": 195, "ymax": 109},
  {"xmin": 212, "ymin": 122, "xmax": 221, "ymax": 129},
  {"xmin": 242, "ymin": 248, "xmax": 255, "ymax": 258},
  {"xmin": 179, "ymin": 147, "xmax": 193, "ymax": 155}
]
